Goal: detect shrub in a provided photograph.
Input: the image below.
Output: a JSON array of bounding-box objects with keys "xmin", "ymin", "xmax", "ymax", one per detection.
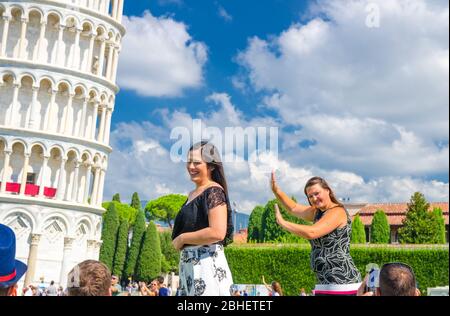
[
  {"xmin": 371, "ymin": 210, "xmax": 390, "ymax": 244},
  {"xmin": 225, "ymin": 244, "xmax": 448, "ymax": 296}
]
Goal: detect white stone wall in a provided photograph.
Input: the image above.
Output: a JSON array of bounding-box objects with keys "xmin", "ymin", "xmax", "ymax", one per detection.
[{"xmin": 0, "ymin": 199, "xmax": 103, "ymax": 287}]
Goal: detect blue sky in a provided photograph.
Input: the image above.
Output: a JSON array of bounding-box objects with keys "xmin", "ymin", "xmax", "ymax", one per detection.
[{"xmin": 106, "ymin": 0, "xmax": 449, "ymax": 213}]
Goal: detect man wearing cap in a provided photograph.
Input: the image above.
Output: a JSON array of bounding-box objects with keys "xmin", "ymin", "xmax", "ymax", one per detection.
[{"xmin": 0, "ymin": 224, "xmax": 28, "ymax": 296}]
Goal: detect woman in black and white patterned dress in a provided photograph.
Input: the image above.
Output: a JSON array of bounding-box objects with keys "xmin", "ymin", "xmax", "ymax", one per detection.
[
  {"xmin": 271, "ymin": 174, "xmax": 362, "ymax": 296},
  {"xmin": 172, "ymin": 142, "xmax": 234, "ymax": 296}
]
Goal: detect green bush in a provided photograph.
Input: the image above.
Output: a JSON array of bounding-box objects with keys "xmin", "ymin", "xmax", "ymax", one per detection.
[
  {"xmin": 160, "ymin": 231, "xmax": 180, "ymax": 273},
  {"xmin": 261, "ymin": 199, "xmax": 309, "ymax": 243},
  {"xmin": 351, "ymin": 215, "xmax": 366, "ymax": 244},
  {"xmin": 135, "ymin": 221, "xmax": 162, "ymax": 282},
  {"xmin": 225, "ymin": 244, "xmax": 449, "ymax": 296},
  {"xmin": 371, "ymin": 210, "xmax": 390, "ymax": 244},
  {"xmin": 399, "ymin": 192, "xmax": 442, "ymax": 244},
  {"xmin": 123, "ymin": 210, "xmax": 146, "ymax": 279},
  {"xmin": 99, "ymin": 203, "xmax": 120, "ymax": 270},
  {"xmin": 432, "ymin": 208, "xmax": 446, "ymax": 244},
  {"xmin": 247, "ymin": 206, "xmax": 264, "ymax": 242},
  {"xmin": 103, "ymin": 201, "xmax": 138, "ymax": 226},
  {"xmin": 112, "ymin": 219, "xmax": 129, "ymax": 278}
]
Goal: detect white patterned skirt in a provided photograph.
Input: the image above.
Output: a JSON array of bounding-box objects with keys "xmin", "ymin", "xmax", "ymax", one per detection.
[{"xmin": 178, "ymin": 244, "xmax": 233, "ymax": 296}]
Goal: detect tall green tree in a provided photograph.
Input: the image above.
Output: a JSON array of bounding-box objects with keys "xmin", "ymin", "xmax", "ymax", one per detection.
[
  {"xmin": 130, "ymin": 192, "xmax": 142, "ymax": 210},
  {"xmin": 159, "ymin": 231, "xmax": 180, "ymax": 273},
  {"xmin": 123, "ymin": 210, "xmax": 146, "ymax": 278},
  {"xmin": 135, "ymin": 221, "xmax": 161, "ymax": 282},
  {"xmin": 247, "ymin": 206, "xmax": 264, "ymax": 242},
  {"xmin": 112, "ymin": 219, "xmax": 129, "ymax": 277},
  {"xmin": 351, "ymin": 215, "xmax": 367, "ymax": 244},
  {"xmin": 398, "ymin": 192, "xmax": 441, "ymax": 244},
  {"xmin": 145, "ymin": 194, "xmax": 187, "ymax": 228},
  {"xmin": 112, "ymin": 193, "xmax": 121, "ymax": 203},
  {"xmin": 261, "ymin": 199, "xmax": 309, "ymax": 243},
  {"xmin": 371, "ymin": 210, "xmax": 390, "ymax": 244},
  {"xmin": 432, "ymin": 208, "xmax": 446, "ymax": 244},
  {"xmin": 99, "ymin": 203, "xmax": 120, "ymax": 270}
]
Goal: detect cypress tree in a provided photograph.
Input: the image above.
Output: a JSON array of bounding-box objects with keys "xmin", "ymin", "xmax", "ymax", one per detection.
[
  {"xmin": 112, "ymin": 219, "xmax": 129, "ymax": 277},
  {"xmin": 99, "ymin": 203, "xmax": 120, "ymax": 270},
  {"xmin": 112, "ymin": 193, "xmax": 121, "ymax": 203},
  {"xmin": 130, "ymin": 192, "xmax": 142, "ymax": 210},
  {"xmin": 135, "ymin": 221, "xmax": 161, "ymax": 282},
  {"xmin": 247, "ymin": 206, "xmax": 264, "ymax": 242},
  {"xmin": 159, "ymin": 231, "xmax": 180, "ymax": 273},
  {"xmin": 432, "ymin": 208, "xmax": 446, "ymax": 244},
  {"xmin": 351, "ymin": 214, "xmax": 367, "ymax": 244},
  {"xmin": 261, "ymin": 199, "xmax": 309, "ymax": 243},
  {"xmin": 123, "ymin": 210, "xmax": 146, "ymax": 278},
  {"xmin": 371, "ymin": 210, "xmax": 390, "ymax": 244}
]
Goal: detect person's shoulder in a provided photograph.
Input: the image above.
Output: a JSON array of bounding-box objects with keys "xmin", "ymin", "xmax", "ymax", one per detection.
[{"xmin": 207, "ymin": 182, "xmax": 224, "ymax": 191}]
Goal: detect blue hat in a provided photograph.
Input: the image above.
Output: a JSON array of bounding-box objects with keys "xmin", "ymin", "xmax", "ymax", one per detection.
[{"xmin": 0, "ymin": 224, "xmax": 28, "ymax": 288}]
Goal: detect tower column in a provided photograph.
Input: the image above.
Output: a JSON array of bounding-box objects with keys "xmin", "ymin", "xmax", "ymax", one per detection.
[
  {"xmin": 57, "ymin": 157, "xmax": 67, "ymax": 200},
  {"xmin": 97, "ymin": 104, "xmax": 107, "ymax": 142},
  {"xmin": 38, "ymin": 155, "xmax": 50, "ymax": 198},
  {"xmin": 83, "ymin": 164, "xmax": 92, "ymax": 204},
  {"xmin": 28, "ymin": 86, "xmax": 40, "ymax": 129},
  {"xmin": 106, "ymin": 43, "xmax": 114, "ymax": 80},
  {"xmin": 104, "ymin": 107, "xmax": 113, "ymax": 144},
  {"xmin": 71, "ymin": 160, "xmax": 81, "ymax": 202},
  {"xmin": 61, "ymin": 93, "xmax": 75, "ymax": 135},
  {"xmin": 54, "ymin": 24, "xmax": 65, "ymax": 64},
  {"xmin": 97, "ymin": 37, "xmax": 106, "ymax": 76},
  {"xmin": 0, "ymin": 150, "xmax": 12, "ymax": 193},
  {"xmin": 7, "ymin": 83, "xmax": 21, "ymax": 126},
  {"xmin": 91, "ymin": 101, "xmax": 99, "ymax": 140},
  {"xmin": 36, "ymin": 21, "xmax": 47, "ymax": 62},
  {"xmin": 19, "ymin": 153, "xmax": 30, "ymax": 195},
  {"xmin": 78, "ymin": 97, "xmax": 89, "ymax": 138},
  {"xmin": 44, "ymin": 89, "xmax": 58, "ymax": 131},
  {"xmin": 71, "ymin": 28, "xmax": 82, "ymax": 69},
  {"xmin": 59, "ymin": 237, "xmax": 75, "ymax": 289},
  {"xmin": 24, "ymin": 234, "xmax": 41, "ymax": 286},
  {"xmin": 17, "ymin": 18, "xmax": 28, "ymax": 59},
  {"xmin": 1, "ymin": 16, "xmax": 10, "ymax": 57},
  {"xmin": 87, "ymin": 32, "xmax": 96, "ymax": 73},
  {"xmin": 90, "ymin": 166, "xmax": 100, "ymax": 206}
]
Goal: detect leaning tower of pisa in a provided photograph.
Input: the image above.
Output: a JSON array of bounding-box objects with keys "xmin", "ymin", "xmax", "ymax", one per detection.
[{"xmin": 0, "ymin": 0, "xmax": 125, "ymax": 288}]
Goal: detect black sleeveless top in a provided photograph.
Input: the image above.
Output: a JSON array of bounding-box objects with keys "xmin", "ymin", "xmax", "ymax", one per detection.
[
  {"xmin": 172, "ymin": 187, "xmax": 234, "ymax": 246},
  {"xmin": 309, "ymin": 207, "xmax": 361, "ymax": 285}
]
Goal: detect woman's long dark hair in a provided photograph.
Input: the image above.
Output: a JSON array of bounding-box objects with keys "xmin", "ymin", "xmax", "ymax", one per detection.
[
  {"xmin": 304, "ymin": 177, "xmax": 344, "ymax": 208},
  {"xmin": 189, "ymin": 141, "xmax": 234, "ymax": 245}
]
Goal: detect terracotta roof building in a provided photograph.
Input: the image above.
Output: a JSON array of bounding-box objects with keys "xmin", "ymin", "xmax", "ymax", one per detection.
[{"xmin": 347, "ymin": 202, "xmax": 449, "ymax": 243}]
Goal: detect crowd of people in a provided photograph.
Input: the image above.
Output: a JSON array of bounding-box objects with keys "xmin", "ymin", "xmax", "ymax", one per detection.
[{"xmin": 0, "ymin": 222, "xmax": 424, "ymax": 297}]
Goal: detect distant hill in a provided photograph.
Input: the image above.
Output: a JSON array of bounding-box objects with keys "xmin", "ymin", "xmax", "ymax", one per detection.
[{"xmin": 142, "ymin": 200, "xmax": 250, "ymax": 231}]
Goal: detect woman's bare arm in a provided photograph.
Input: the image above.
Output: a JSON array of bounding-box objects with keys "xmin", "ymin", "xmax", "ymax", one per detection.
[{"xmin": 271, "ymin": 171, "xmax": 316, "ymax": 222}]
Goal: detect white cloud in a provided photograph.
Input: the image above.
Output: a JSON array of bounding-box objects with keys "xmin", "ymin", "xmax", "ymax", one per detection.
[
  {"xmin": 237, "ymin": 0, "xmax": 449, "ymax": 179},
  {"xmin": 106, "ymin": 95, "xmax": 449, "ymax": 214},
  {"xmin": 217, "ymin": 5, "xmax": 233, "ymax": 22},
  {"xmin": 118, "ymin": 11, "xmax": 208, "ymax": 97}
]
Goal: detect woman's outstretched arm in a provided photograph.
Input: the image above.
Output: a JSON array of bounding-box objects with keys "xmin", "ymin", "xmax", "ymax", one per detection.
[
  {"xmin": 271, "ymin": 171, "xmax": 316, "ymax": 222},
  {"xmin": 274, "ymin": 204, "xmax": 346, "ymax": 240}
]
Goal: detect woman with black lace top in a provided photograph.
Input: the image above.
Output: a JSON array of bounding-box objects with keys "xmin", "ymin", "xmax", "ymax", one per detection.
[{"xmin": 172, "ymin": 142, "xmax": 234, "ymax": 296}]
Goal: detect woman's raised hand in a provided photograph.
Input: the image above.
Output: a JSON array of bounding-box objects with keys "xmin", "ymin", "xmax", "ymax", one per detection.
[{"xmin": 271, "ymin": 171, "xmax": 280, "ymax": 195}]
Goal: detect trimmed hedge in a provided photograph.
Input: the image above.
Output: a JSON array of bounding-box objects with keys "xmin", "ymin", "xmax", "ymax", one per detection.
[{"xmin": 225, "ymin": 244, "xmax": 449, "ymax": 296}]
